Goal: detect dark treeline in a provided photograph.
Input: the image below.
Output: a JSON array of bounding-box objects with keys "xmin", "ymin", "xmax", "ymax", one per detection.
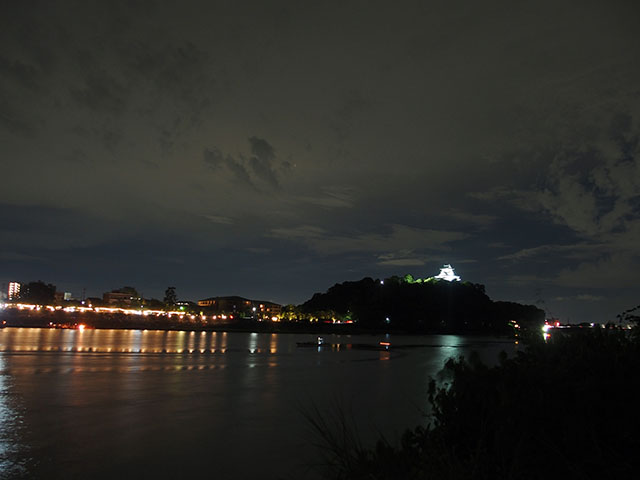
[
  {"xmin": 311, "ymin": 328, "xmax": 640, "ymax": 479},
  {"xmin": 15, "ymin": 280, "xmax": 56, "ymax": 305},
  {"xmin": 300, "ymin": 276, "xmax": 543, "ymax": 334}
]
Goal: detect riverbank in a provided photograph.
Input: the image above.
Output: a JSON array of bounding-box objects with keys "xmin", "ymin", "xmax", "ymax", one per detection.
[{"xmin": 0, "ymin": 307, "xmax": 516, "ymax": 337}]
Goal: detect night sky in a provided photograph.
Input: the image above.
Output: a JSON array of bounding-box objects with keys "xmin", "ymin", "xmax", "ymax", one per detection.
[{"xmin": 1, "ymin": 0, "xmax": 639, "ymax": 323}]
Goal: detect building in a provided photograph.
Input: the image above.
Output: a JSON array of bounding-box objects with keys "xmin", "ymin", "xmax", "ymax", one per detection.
[
  {"xmin": 54, "ymin": 291, "xmax": 72, "ymax": 303},
  {"xmin": 8, "ymin": 282, "xmax": 20, "ymax": 300},
  {"xmin": 255, "ymin": 301, "xmax": 282, "ymax": 320},
  {"xmin": 103, "ymin": 291, "xmax": 135, "ymax": 305},
  {"xmin": 198, "ymin": 296, "xmax": 282, "ymax": 319},
  {"xmin": 433, "ymin": 264, "xmax": 461, "ymax": 282},
  {"xmin": 102, "ymin": 287, "xmax": 140, "ymax": 306},
  {"xmin": 198, "ymin": 296, "xmax": 253, "ymax": 314}
]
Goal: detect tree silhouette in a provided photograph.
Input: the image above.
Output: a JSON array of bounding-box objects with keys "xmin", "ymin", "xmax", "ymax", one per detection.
[
  {"xmin": 163, "ymin": 286, "xmax": 177, "ymax": 309},
  {"xmin": 19, "ymin": 280, "xmax": 56, "ymax": 305}
]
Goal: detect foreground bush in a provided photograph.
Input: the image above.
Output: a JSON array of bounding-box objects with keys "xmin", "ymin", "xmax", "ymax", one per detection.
[{"xmin": 313, "ymin": 330, "xmax": 640, "ymax": 479}]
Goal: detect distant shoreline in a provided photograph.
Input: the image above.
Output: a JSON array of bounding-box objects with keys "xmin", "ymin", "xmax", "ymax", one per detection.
[{"xmin": 0, "ymin": 309, "xmax": 513, "ymax": 337}]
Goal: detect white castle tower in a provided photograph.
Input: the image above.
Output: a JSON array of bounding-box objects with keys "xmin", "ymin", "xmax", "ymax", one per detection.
[{"xmin": 434, "ymin": 264, "xmax": 461, "ymax": 282}]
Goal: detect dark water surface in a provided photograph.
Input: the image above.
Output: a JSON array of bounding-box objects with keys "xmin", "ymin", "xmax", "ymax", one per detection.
[{"xmin": 0, "ymin": 328, "xmax": 514, "ymax": 479}]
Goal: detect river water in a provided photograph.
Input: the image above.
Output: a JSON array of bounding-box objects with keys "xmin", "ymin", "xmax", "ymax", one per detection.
[{"xmin": 0, "ymin": 328, "xmax": 514, "ymax": 479}]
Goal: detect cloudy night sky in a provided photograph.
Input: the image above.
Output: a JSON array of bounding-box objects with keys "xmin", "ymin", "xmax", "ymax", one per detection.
[{"xmin": 1, "ymin": 0, "xmax": 639, "ymax": 322}]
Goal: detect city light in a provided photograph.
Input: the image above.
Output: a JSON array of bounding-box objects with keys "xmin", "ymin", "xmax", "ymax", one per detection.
[{"xmin": 1, "ymin": 299, "xmax": 287, "ymax": 327}]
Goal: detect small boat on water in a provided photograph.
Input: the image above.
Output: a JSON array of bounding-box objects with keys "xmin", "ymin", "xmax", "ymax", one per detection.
[
  {"xmin": 350, "ymin": 342, "xmax": 391, "ymax": 351},
  {"xmin": 296, "ymin": 336, "xmax": 326, "ymax": 347},
  {"xmin": 296, "ymin": 337, "xmax": 391, "ymax": 351}
]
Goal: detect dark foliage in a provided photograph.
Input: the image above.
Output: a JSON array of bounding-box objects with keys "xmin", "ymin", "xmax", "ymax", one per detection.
[
  {"xmin": 312, "ymin": 330, "xmax": 640, "ymax": 479},
  {"xmin": 18, "ymin": 280, "xmax": 56, "ymax": 305},
  {"xmin": 618, "ymin": 304, "xmax": 640, "ymax": 324},
  {"xmin": 300, "ymin": 277, "xmax": 543, "ymax": 333},
  {"xmin": 164, "ymin": 286, "xmax": 177, "ymax": 309}
]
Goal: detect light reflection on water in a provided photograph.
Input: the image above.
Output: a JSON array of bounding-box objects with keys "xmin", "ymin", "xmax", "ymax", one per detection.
[
  {"xmin": 0, "ymin": 328, "xmax": 513, "ymax": 479},
  {"xmin": 0, "ymin": 353, "xmax": 30, "ymax": 479},
  {"xmin": 0, "ymin": 328, "xmax": 275, "ymax": 355}
]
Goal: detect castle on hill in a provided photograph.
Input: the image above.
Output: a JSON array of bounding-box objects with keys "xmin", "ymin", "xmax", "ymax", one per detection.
[{"xmin": 433, "ymin": 264, "xmax": 461, "ymax": 282}]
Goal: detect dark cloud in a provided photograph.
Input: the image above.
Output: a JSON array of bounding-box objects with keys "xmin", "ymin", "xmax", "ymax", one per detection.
[
  {"xmin": 71, "ymin": 72, "xmax": 129, "ymax": 113},
  {"xmin": 0, "ymin": 203, "xmax": 119, "ymax": 251},
  {"xmin": 536, "ymin": 114, "xmax": 639, "ymax": 239},
  {"xmin": 249, "ymin": 136, "xmax": 275, "ymax": 162},
  {"xmin": 248, "ymin": 136, "xmax": 280, "ymax": 188},
  {"xmin": 0, "ymin": 99, "xmax": 36, "ymax": 135},
  {"xmin": 329, "ymin": 89, "xmax": 371, "ymax": 158},
  {"xmin": 497, "ymin": 244, "xmax": 607, "ymax": 263},
  {"xmin": 1, "ymin": 0, "xmax": 639, "ymax": 320},
  {"xmin": 298, "ymin": 186, "xmax": 356, "ymax": 209},
  {"xmin": 269, "ymin": 224, "xmax": 468, "ymax": 256},
  {"xmin": 102, "ymin": 129, "xmax": 124, "ymax": 152},
  {"xmin": 204, "ymin": 137, "xmax": 288, "ymax": 190},
  {"xmin": 0, "ymin": 55, "xmax": 41, "ymax": 91},
  {"xmin": 470, "ymin": 110, "xmax": 640, "ymax": 299},
  {"xmin": 203, "ymin": 147, "xmax": 253, "ymax": 187},
  {"xmin": 119, "ymin": 40, "xmax": 214, "ymax": 115},
  {"xmin": 377, "ymin": 251, "xmax": 429, "ymax": 267}
]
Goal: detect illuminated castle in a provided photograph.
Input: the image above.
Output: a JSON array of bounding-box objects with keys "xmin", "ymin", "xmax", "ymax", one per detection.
[{"xmin": 433, "ymin": 264, "xmax": 460, "ymax": 282}]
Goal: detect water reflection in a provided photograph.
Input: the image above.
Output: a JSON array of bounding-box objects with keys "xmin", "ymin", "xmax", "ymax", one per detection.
[
  {"xmin": 0, "ymin": 354, "xmax": 28, "ymax": 478},
  {"xmin": 0, "ymin": 329, "xmax": 514, "ymax": 479},
  {"xmin": 434, "ymin": 334, "xmax": 462, "ymax": 365},
  {"xmin": 0, "ymin": 328, "xmax": 262, "ymax": 355},
  {"xmin": 249, "ymin": 332, "xmax": 258, "ymax": 353}
]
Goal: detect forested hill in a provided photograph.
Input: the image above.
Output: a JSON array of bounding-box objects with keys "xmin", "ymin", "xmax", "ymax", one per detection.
[{"xmin": 299, "ymin": 276, "xmax": 544, "ymax": 334}]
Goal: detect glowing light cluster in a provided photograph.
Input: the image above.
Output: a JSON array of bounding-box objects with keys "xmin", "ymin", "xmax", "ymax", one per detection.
[
  {"xmin": 8, "ymin": 282, "xmax": 20, "ymax": 300},
  {"xmin": 0, "ymin": 303, "xmax": 273, "ymax": 322},
  {"xmin": 433, "ymin": 264, "xmax": 461, "ymax": 282}
]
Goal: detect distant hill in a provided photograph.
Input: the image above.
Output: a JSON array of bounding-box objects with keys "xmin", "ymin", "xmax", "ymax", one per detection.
[{"xmin": 299, "ymin": 276, "xmax": 544, "ymax": 334}]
